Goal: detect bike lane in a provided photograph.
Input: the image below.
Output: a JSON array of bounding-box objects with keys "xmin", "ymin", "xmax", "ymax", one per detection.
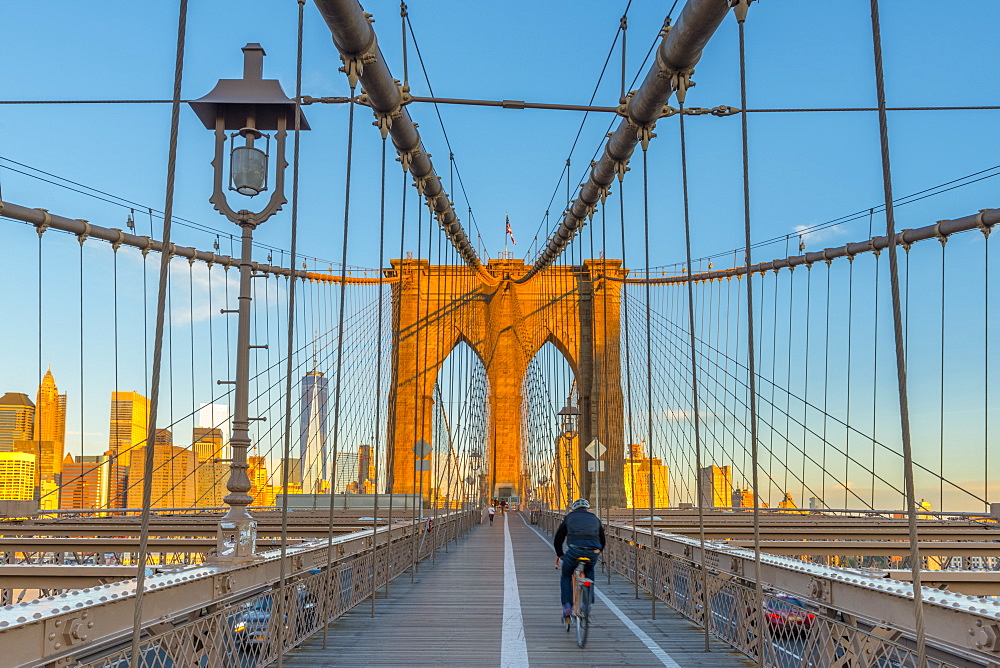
[{"xmin": 510, "ymin": 511, "xmax": 753, "ymax": 667}]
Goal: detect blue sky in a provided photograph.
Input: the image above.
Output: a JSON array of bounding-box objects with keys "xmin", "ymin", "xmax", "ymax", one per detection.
[{"xmin": 1, "ymin": 1, "xmax": 998, "ymax": 508}]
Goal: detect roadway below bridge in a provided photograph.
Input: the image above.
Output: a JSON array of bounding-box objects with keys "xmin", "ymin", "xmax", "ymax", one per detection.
[{"xmin": 283, "ymin": 511, "xmax": 751, "ymax": 667}]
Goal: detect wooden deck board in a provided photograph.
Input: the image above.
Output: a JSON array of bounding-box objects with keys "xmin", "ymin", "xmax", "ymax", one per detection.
[{"xmin": 282, "ymin": 512, "xmax": 752, "ymax": 667}]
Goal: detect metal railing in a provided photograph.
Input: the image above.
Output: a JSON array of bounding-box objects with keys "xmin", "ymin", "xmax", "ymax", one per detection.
[
  {"xmin": 540, "ymin": 511, "xmax": 995, "ymax": 667},
  {"xmin": 0, "ymin": 510, "xmax": 477, "ymax": 668}
]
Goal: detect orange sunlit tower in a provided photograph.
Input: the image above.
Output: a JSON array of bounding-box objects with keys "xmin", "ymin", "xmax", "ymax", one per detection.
[
  {"xmin": 126, "ymin": 429, "xmax": 197, "ymax": 509},
  {"xmin": 109, "ymin": 392, "xmax": 150, "ymax": 468},
  {"xmin": 623, "ymin": 443, "xmax": 670, "ymax": 508},
  {"xmin": 699, "ymin": 465, "xmax": 733, "ymax": 508},
  {"xmin": 192, "ymin": 427, "xmax": 228, "ymax": 507},
  {"xmin": 0, "ymin": 393, "xmax": 34, "ymax": 452}
]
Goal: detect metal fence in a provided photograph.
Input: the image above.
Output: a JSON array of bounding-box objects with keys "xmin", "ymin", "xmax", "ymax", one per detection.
[
  {"xmin": 540, "ymin": 511, "xmax": 973, "ymax": 667},
  {"xmin": 2, "ymin": 511, "xmax": 476, "ymax": 668}
]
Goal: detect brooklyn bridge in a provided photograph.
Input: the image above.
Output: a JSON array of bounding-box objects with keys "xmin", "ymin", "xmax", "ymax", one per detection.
[{"xmin": 0, "ymin": 0, "xmax": 998, "ymax": 666}]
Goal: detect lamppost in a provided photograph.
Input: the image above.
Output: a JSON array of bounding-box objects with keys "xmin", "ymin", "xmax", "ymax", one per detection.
[
  {"xmin": 469, "ymin": 450, "xmax": 482, "ymax": 507},
  {"xmin": 557, "ymin": 405, "xmax": 580, "ymax": 508},
  {"xmin": 189, "ymin": 43, "xmax": 309, "ymax": 560}
]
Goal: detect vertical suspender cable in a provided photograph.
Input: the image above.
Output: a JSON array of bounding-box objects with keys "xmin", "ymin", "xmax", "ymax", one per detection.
[
  {"xmin": 384, "ymin": 157, "xmax": 408, "ymax": 598},
  {"xmin": 985, "ymin": 233, "xmax": 990, "ymax": 511},
  {"xmin": 678, "ymin": 104, "xmax": 712, "ymax": 651},
  {"xmin": 371, "ymin": 135, "xmax": 388, "ymax": 617},
  {"xmin": 619, "ymin": 180, "xmax": 640, "ymax": 601},
  {"xmin": 845, "ymin": 259, "xmax": 854, "ymax": 509},
  {"xmin": 868, "ymin": 1, "xmax": 928, "ymax": 662},
  {"xmin": 938, "ymin": 241, "xmax": 946, "ymax": 511},
  {"xmin": 641, "ymin": 148, "xmax": 656, "ymax": 620},
  {"xmin": 322, "ymin": 82, "xmax": 358, "ymax": 650},
  {"xmin": 275, "ymin": 1, "xmax": 305, "ymax": 663},
  {"xmin": 411, "ymin": 188, "xmax": 423, "ymax": 579},
  {"xmin": 79, "ymin": 238, "xmax": 84, "ymax": 465},
  {"xmin": 733, "ymin": 4, "xmax": 765, "ymax": 665},
  {"xmin": 129, "ymin": 1, "xmax": 187, "ymax": 664}
]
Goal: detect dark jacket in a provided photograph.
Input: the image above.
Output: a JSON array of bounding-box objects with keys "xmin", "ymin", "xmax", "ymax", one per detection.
[{"xmin": 553, "ymin": 508, "xmax": 606, "ymax": 557}]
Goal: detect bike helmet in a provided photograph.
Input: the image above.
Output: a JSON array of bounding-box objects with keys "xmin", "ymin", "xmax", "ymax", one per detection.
[{"xmin": 570, "ymin": 498, "xmax": 591, "ymax": 510}]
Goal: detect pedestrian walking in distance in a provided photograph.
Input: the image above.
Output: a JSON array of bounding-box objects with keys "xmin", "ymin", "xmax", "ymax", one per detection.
[{"xmin": 488, "ymin": 505, "xmax": 496, "ymax": 525}]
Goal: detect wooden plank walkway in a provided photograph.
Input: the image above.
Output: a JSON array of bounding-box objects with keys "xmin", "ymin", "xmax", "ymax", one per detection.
[{"xmin": 282, "ymin": 511, "xmax": 752, "ymax": 667}]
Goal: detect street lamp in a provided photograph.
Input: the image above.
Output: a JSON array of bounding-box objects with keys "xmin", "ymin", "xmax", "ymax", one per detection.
[
  {"xmin": 557, "ymin": 404, "xmax": 580, "ymax": 437},
  {"xmin": 188, "ymin": 43, "xmax": 309, "ymax": 561},
  {"xmin": 469, "ymin": 451, "xmax": 483, "ymax": 507},
  {"xmin": 557, "ymin": 405, "xmax": 580, "ymax": 507}
]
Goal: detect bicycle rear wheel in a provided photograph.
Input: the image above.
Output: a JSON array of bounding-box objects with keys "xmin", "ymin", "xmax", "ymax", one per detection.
[{"xmin": 575, "ymin": 582, "xmax": 591, "ymax": 648}]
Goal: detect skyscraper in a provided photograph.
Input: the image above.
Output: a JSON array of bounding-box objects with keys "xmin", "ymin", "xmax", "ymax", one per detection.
[
  {"xmin": 248, "ymin": 456, "xmax": 272, "ymax": 505},
  {"xmin": 61, "ymin": 452, "xmax": 126, "ymax": 511},
  {"xmin": 192, "ymin": 427, "xmax": 225, "ymax": 462},
  {"xmin": 0, "ymin": 452, "xmax": 36, "ymax": 500},
  {"xmin": 109, "ymin": 391, "xmax": 149, "ymax": 468},
  {"xmin": 699, "ymin": 465, "xmax": 733, "ymax": 508},
  {"xmin": 126, "ymin": 430, "xmax": 196, "ymax": 509},
  {"xmin": 194, "ymin": 459, "xmax": 229, "ymax": 507},
  {"xmin": 0, "ymin": 392, "xmax": 34, "ymax": 452},
  {"xmin": 34, "ymin": 368, "xmax": 66, "ymax": 447},
  {"xmin": 299, "ymin": 370, "xmax": 329, "ymax": 493},
  {"xmin": 198, "ymin": 403, "xmax": 230, "ymax": 457},
  {"xmin": 624, "ymin": 443, "xmax": 670, "ymax": 508}
]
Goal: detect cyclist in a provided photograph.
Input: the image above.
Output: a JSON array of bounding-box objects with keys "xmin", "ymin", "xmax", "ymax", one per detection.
[{"xmin": 553, "ymin": 498, "xmax": 605, "ymax": 622}]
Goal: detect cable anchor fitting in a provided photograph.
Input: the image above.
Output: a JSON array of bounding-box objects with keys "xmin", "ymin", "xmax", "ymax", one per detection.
[
  {"xmin": 868, "ymin": 237, "xmax": 882, "ymax": 258},
  {"xmin": 111, "ymin": 229, "xmax": 126, "ymax": 253},
  {"xmin": 933, "ymin": 221, "xmax": 949, "ymax": 246},
  {"xmin": 396, "ymin": 147, "xmax": 422, "ymax": 173},
  {"xmin": 711, "ymin": 105, "xmax": 741, "ymax": 117},
  {"xmin": 976, "ymin": 209, "xmax": 993, "ymax": 238},
  {"xmin": 611, "ymin": 159, "xmax": 630, "ymax": 182},
  {"xmin": 666, "ymin": 69, "xmax": 696, "ymax": 105},
  {"xmin": 339, "ymin": 36, "xmax": 377, "ymax": 89},
  {"xmin": 730, "ymin": 0, "xmax": 755, "ymax": 23},
  {"xmin": 76, "ymin": 220, "xmax": 91, "ymax": 246},
  {"xmin": 596, "ymin": 183, "xmax": 612, "ymax": 204},
  {"xmin": 635, "ymin": 122, "xmax": 657, "ymax": 151},
  {"xmin": 34, "ymin": 208, "xmax": 52, "ymax": 238}
]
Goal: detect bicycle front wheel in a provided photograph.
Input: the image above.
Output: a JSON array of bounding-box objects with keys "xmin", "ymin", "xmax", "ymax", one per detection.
[{"xmin": 575, "ymin": 583, "xmax": 591, "ymax": 648}]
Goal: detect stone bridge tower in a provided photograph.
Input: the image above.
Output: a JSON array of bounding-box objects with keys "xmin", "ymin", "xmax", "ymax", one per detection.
[{"xmin": 386, "ymin": 258, "xmax": 628, "ymax": 507}]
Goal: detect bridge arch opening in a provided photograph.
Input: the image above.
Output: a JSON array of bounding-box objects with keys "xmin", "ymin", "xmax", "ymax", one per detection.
[
  {"xmin": 521, "ymin": 339, "xmax": 577, "ymax": 509},
  {"xmin": 430, "ymin": 339, "xmax": 489, "ymax": 508}
]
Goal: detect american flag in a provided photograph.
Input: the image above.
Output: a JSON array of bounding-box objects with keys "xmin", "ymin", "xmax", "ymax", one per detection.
[{"xmin": 506, "ymin": 214, "xmax": 517, "ymax": 245}]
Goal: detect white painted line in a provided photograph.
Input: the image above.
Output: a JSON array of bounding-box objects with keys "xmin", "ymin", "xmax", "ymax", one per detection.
[
  {"xmin": 519, "ymin": 514, "xmax": 681, "ymax": 668},
  {"xmin": 502, "ymin": 513, "xmax": 530, "ymax": 667}
]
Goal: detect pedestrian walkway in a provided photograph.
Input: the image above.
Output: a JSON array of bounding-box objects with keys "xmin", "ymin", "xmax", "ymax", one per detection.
[{"xmin": 282, "ymin": 511, "xmax": 752, "ymax": 666}]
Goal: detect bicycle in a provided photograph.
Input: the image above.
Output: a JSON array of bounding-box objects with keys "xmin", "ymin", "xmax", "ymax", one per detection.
[{"xmin": 566, "ymin": 555, "xmax": 594, "ymax": 648}]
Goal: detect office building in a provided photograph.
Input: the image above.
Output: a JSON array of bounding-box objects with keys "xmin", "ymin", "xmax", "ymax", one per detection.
[
  {"xmin": 733, "ymin": 488, "xmax": 754, "ymax": 508},
  {"xmin": 192, "ymin": 427, "xmax": 225, "ymax": 462},
  {"xmin": 198, "ymin": 403, "xmax": 230, "ymax": 457},
  {"xmin": 623, "ymin": 443, "xmax": 670, "ymax": 508},
  {"xmin": 299, "ymin": 370, "xmax": 329, "ymax": 493},
  {"xmin": 333, "ymin": 451, "xmax": 360, "ymax": 493},
  {"xmin": 126, "ymin": 430, "xmax": 196, "ymax": 509},
  {"xmin": 0, "ymin": 452, "xmax": 36, "ymax": 500},
  {"xmin": 34, "ymin": 368, "xmax": 66, "ymax": 447},
  {"xmin": 699, "ymin": 465, "xmax": 733, "ymax": 508},
  {"xmin": 61, "ymin": 452, "xmax": 126, "ymax": 511},
  {"xmin": 12, "ymin": 439, "xmax": 62, "ymax": 492},
  {"xmin": 109, "ymin": 391, "xmax": 149, "ymax": 468},
  {"xmin": 0, "ymin": 392, "xmax": 34, "ymax": 452},
  {"xmin": 191, "ymin": 426, "xmax": 228, "ymax": 507},
  {"xmin": 194, "ymin": 460, "xmax": 229, "ymax": 507},
  {"xmin": 346, "ymin": 445, "xmax": 377, "ymax": 494},
  {"xmin": 248, "ymin": 456, "xmax": 272, "ymax": 505}
]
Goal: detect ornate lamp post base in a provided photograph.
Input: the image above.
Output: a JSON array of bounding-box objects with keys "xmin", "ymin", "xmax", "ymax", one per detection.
[{"xmin": 213, "ymin": 517, "xmax": 259, "ymax": 561}]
